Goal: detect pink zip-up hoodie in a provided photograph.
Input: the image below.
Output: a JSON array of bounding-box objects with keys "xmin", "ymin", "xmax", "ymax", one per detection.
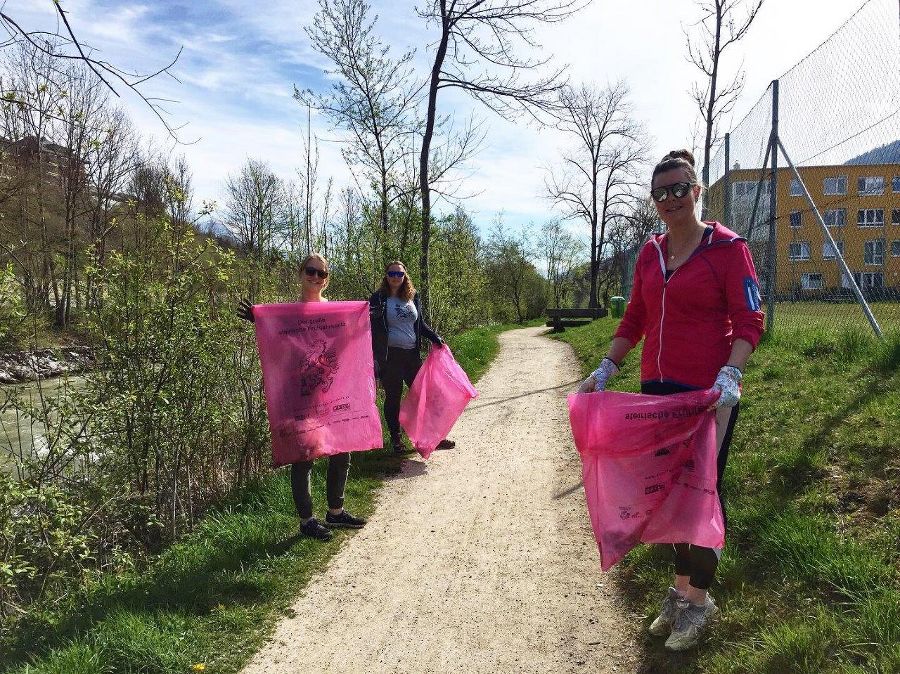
[{"xmin": 614, "ymin": 222, "xmax": 765, "ymax": 390}]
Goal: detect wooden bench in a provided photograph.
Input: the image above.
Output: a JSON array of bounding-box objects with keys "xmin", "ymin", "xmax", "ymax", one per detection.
[{"xmin": 546, "ymin": 307, "xmax": 607, "ymax": 332}]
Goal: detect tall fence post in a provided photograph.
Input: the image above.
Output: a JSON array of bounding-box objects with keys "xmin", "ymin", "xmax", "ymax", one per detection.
[
  {"xmin": 723, "ymin": 133, "xmax": 731, "ymax": 229},
  {"xmin": 765, "ymin": 80, "xmax": 779, "ymax": 333}
]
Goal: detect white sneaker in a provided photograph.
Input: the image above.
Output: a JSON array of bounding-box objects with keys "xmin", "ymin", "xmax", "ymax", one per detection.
[
  {"xmin": 648, "ymin": 587, "xmax": 683, "ymax": 636},
  {"xmin": 664, "ymin": 595, "xmax": 719, "ymax": 651}
]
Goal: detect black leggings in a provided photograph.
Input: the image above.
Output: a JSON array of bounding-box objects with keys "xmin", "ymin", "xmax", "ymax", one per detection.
[
  {"xmin": 380, "ymin": 346, "xmax": 422, "ymax": 440},
  {"xmin": 641, "ymin": 381, "xmax": 740, "ymax": 591},
  {"xmin": 290, "ymin": 453, "xmax": 351, "ymax": 520}
]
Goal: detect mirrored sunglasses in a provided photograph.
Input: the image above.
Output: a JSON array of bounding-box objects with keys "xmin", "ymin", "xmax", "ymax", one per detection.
[
  {"xmin": 387, "ymin": 270, "xmax": 405, "ymax": 278},
  {"xmin": 651, "ymin": 182, "xmax": 694, "ymax": 203}
]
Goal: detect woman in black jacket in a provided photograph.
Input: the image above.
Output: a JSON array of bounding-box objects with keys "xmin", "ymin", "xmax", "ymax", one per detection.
[{"xmin": 369, "ymin": 261, "xmax": 456, "ymax": 454}]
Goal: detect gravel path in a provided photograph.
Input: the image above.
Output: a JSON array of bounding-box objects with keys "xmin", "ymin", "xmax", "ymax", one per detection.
[{"xmin": 241, "ymin": 327, "xmax": 636, "ymax": 673}]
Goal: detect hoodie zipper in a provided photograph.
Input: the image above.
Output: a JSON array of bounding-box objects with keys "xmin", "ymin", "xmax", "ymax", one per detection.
[{"xmin": 650, "ymin": 228, "xmax": 719, "ymax": 382}]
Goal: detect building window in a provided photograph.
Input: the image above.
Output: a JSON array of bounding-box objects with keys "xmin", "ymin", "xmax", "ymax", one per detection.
[
  {"xmin": 824, "ymin": 176, "xmax": 847, "ymax": 195},
  {"xmin": 892, "ymin": 240, "xmax": 900, "ymax": 257},
  {"xmin": 857, "ymin": 176, "xmax": 885, "ymax": 195},
  {"xmin": 788, "ymin": 242, "xmax": 810, "ymax": 261},
  {"xmin": 789, "ymin": 211, "xmax": 802, "ymax": 227},
  {"xmin": 892, "ymin": 209, "xmax": 900, "ymax": 225},
  {"xmin": 857, "ymin": 209, "xmax": 884, "ymax": 227},
  {"xmin": 853, "ymin": 272, "xmax": 883, "ymax": 289},
  {"xmin": 801, "ymin": 273, "xmax": 823, "ymax": 290},
  {"xmin": 824, "ymin": 209, "xmax": 846, "ymax": 227},
  {"xmin": 864, "ymin": 239, "xmax": 884, "ymax": 265},
  {"xmin": 789, "ymin": 178, "xmax": 803, "ymax": 196},
  {"xmin": 823, "ymin": 240, "xmax": 844, "ymax": 260},
  {"xmin": 892, "ymin": 176, "xmax": 900, "ymax": 193}
]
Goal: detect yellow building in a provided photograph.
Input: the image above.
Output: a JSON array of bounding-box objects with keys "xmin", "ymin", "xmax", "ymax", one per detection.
[{"xmin": 709, "ymin": 163, "xmax": 900, "ymax": 299}]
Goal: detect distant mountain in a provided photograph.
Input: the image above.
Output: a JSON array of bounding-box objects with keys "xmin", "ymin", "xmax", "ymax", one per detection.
[{"xmin": 845, "ymin": 139, "xmax": 900, "ymax": 165}]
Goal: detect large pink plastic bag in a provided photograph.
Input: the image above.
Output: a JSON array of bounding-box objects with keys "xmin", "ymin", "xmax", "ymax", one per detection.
[
  {"xmin": 399, "ymin": 346, "xmax": 478, "ymax": 459},
  {"xmin": 567, "ymin": 389, "xmax": 723, "ymax": 570},
  {"xmin": 253, "ymin": 301, "xmax": 382, "ymax": 466}
]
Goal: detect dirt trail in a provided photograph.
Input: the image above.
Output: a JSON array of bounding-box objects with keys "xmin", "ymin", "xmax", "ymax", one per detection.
[{"xmin": 241, "ymin": 327, "xmax": 636, "ymax": 673}]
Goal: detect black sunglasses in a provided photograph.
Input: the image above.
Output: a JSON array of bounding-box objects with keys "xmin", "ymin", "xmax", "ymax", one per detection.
[
  {"xmin": 386, "ymin": 270, "xmax": 405, "ymax": 278},
  {"xmin": 651, "ymin": 182, "xmax": 695, "ymax": 203},
  {"xmin": 304, "ymin": 266, "xmax": 329, "ymax": 279}
]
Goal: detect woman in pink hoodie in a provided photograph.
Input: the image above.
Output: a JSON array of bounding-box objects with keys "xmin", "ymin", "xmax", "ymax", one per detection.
[{"xmin": 578, "ymin": 149, "xmax": 764, "ymax": 651}]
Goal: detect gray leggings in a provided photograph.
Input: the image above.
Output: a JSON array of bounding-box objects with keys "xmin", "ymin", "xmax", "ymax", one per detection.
[{"xmin": 290, "ymin": 453, "xmax": 351, "ymax": 520}]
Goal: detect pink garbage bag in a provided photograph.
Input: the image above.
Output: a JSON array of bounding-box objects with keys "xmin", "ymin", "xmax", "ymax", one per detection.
[
  {"xmin": 253, "ymin": 301, "xmax": 382, "ymax": 466},
  {"xmin": 567, "ymin": 389, "xmax": 723, "ymax": 570},
  {"xmin": 399, "ymin": 346, "xmax": 478, "ymax": 459}
]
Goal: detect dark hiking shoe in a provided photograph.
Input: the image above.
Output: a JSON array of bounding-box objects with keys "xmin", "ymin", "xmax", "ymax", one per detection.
[
  {"xmin": 300, "ymin": 518, "xmax": 333, "ymax": 541},
  {"xmin": 325, "ymin": 510, "xmax": 367, "ymax": 529},
  {"xmin": 437, "ymin": 439, "xmax": 456, "ymax": 449},
  {"xmin": 391, "ymin": 436, "xmax": 406, "ymax": 454}
]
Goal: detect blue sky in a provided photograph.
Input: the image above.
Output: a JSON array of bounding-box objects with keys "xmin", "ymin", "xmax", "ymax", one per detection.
[{"xmin": 4, "ymin": 0, "xmax": 873, "ymax": 235}]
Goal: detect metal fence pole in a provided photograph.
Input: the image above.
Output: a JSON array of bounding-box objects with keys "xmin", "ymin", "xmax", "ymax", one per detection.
[
  {"xmin": 723, "ymin": 133, "xmax": 731, "ymax": 229},
  {"xmin": 776, "ymin": 138, "xmax": 884, "ymax": 338},
  {"xmin": 765, "ymin": 80, "xmax": 779, "ymax": 332}
]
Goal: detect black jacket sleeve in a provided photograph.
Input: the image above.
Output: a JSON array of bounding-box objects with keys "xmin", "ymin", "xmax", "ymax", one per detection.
[{"xmin": 415, "ymin": 295, "xmax": 442, "ymax": 345}]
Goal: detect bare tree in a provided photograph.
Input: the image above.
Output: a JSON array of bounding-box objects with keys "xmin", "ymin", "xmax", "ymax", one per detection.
[
  {"xmin": 544, "ymin": 81, "xmax": 646, "ymax": 308},
  {"xmin": 685, "ymin": 0, "xmax": 765, "ymax": 216},
  {"xmin": 303, "ymin": 0, "xmax": 418, "ymax": 237},
  {"xmin": 0, "ymin": 2, "xmax": 185, "ymax": 139},
  {"xmin": 538, "ymin": 219, "xmax": 585, "ymax": 308},
  {"xmin": 224, "ymin": 159, "xmax": 287, "ymax": 261},
  {"xmin": 415, "ymin": 0, "xmax": 588, "ymax": 315}
]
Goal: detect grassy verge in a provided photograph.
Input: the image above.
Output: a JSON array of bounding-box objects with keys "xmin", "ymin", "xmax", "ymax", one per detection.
[
  {"xmin": 1, "ymin": 322, "xmax": 516, "ymax": 674},
  {"xmin": 554, "ymin": 318, "xmax": 899, "ymax": 673}
]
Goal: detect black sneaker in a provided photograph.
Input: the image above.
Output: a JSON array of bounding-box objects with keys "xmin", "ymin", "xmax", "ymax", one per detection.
[
  {"xmin": 325, "ymin": 510, "xmax": 367, "ymax": 529},
  {"xmin": 437, "ymin": 439, "xmax": 456, "ymax": 449},
  {"xmin": 391, "ymin": 436, "xmax": 405, "ymax": 454},
  {"xmin": 300, "ymin": 518, "xmax": 333, "ymax": 541}
]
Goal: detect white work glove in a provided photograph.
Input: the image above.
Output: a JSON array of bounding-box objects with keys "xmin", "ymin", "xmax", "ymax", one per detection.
[
  {"xmin": 577, "ymin": 357, "xmax": 619, "ymax": 393},
  {"xmin": 713, "ymin": 366, "xmax": 743, "ymax": 408}
]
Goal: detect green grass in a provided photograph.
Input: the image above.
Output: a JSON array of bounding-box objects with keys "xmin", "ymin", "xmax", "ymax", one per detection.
[
  {"xmin": 1, "ymin": 323, "xmax": 517, "ymax": 674},
  {"xmin": 773, "ymin": 301, "xmax": 900, "ymax": 334},
  {"xmin": 554, "ymin": 317, "xmax": 900, "ymax": 674}
]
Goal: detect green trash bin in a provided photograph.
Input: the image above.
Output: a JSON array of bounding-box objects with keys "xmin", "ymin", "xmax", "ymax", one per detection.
[{"xmin": 610, "ymin": 296, "xmax": 626, "ymax": 318}]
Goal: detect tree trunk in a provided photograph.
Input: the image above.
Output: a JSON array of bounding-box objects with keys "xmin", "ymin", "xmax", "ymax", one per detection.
[{"xmin": 419, "ymin": 6, "xmax": 451, "ymax": 318}]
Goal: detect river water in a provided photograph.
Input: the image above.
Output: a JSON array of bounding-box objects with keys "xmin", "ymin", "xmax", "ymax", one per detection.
[{"xmin": 0, "ymin": 376, "xmax": 84, "ymax": 470}]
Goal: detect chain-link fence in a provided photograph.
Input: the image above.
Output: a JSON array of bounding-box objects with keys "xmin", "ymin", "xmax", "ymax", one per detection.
[{"xmin": 704, "ymin": 0, "xmax": 900, "ymax": 336}]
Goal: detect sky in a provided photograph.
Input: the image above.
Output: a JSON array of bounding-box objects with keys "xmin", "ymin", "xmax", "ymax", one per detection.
[{"xmin": 2, "ymin": 0, "xmax": 880, "ymax": 236}]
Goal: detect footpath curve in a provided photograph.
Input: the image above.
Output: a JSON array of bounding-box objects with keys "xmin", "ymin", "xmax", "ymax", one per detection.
[{"xmin": 241, "ymin": 326, "xmax": 636, "ymax": 673}]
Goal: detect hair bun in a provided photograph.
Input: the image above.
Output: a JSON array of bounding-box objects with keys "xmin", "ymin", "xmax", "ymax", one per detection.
[
  {"xmin": 664, "ymin": 149, "xmax": 695, "ymax": 167},
  {"xmin": 663, "ymin": 149, "xmax": 695, "ymax": 167}
]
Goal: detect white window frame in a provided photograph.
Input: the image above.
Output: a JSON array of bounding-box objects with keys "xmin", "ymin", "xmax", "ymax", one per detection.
[
  {"xmin": 822, "ymin": 240, "xmax": 844, "ymax": 260},
  {"xmin": 788, "ymin": 241, "xmax": 810, "ymax": 261},
  {"xmin": 892, "ymin": 209, "xmax": 900, "ymax": 225},
  {"xmin": 800, "ymin": 273, "xmax": 823, "ymax": 290},
  {"xmin": 823, "ymin": 176, "xmax": 847, "ymax": 195},
  {"xmin": 789, "ymin": 178, "xmax": 803, "ymax": 196},
  {"xmin": 891, "ymin": 240, "xmax": 900, "ymax": 257},
  {"xmin": 789, "ymin": 211, "xmax": 802, "ymax": 228},
  {"xmin": 857, "ymin": 176, "xmax": 885, "ymax": 195},
  {"xmin": 824, "ymin": 208, "xmax": 846, "ymax": 227},
  {"xmin": 857, "ymin": 209, "xmax": 884, "ymax": 227},
  {"xmin": 892, "ymin": 176, "xmax": 900, "ymax": 193},
  {"xmin": 864, "ymin": 239, "xmax": 884, "ymax": 265}
]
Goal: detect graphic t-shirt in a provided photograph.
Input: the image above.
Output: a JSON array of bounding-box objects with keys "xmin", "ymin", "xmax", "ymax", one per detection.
[{"xmin": 386, "ymin": 297, "xmax": 418, "ymax": 349}]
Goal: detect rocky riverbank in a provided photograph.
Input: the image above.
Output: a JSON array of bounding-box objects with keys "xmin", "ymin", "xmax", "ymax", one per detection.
[{"xmin": 0, "ymin": 346, "xmax": 95, "ymax": 384}]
